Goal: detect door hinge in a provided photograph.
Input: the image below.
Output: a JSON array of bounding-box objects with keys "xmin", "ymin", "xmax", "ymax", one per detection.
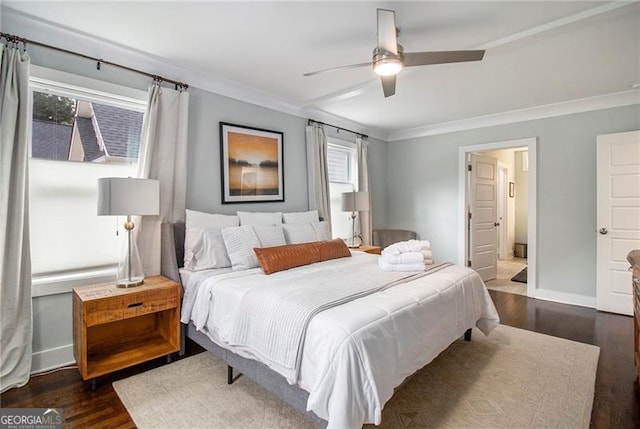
[
  {"xmin": 468, "ymin": 212, "xmax": 472, "ymax": 220},
  {"xmin": 467, "ymin": 260, "xmax": 472, "ymax": 267},
  {"xmin": 467, "ymin": 164, "xmax": 472, "ymax": 172}
]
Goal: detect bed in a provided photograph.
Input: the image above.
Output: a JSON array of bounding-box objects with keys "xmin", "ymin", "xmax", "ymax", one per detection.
[{"xmin": 160, "ymin": 220, "xmax": 500, "ymax": 429}]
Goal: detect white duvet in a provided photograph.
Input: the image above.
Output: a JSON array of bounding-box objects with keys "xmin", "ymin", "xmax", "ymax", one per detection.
[{"xmin": 181, "ymin": 252, "xmax": 500, "ymax": 429}]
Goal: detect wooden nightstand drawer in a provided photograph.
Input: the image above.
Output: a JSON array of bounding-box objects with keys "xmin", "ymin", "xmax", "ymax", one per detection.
[{"xmin": 84, "ymin": 287, "xmax": 178, "ymax": 327}]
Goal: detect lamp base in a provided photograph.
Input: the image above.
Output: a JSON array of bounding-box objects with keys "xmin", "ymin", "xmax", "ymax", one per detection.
[
  {"xmin": 116, "ymin": 278, "xmax": 145, "ymax": 288},
  {"xmin": 117, "ymin": 220, "xmax": 146, "ymax": 288},
  {"xmin": 345, "ymin": 236, "xmax": 361, "ymax": 248}
]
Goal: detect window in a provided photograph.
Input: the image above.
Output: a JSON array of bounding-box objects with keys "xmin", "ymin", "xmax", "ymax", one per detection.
[
  {"xmin": 327, "ymin": 140, "xmax": 358, "ymax": 239},
  {"xmin": 31, "ymin": 91, "xmax": 143, "ymax": 163},
  {"xmin": 29, "ymin": 68, "xmax": 147, "ymax": 279}
]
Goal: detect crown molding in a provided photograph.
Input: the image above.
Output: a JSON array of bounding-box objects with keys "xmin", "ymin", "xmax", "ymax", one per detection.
[
  {"xmin": 4, "ymin": 6, "xmax": 637, "ymax": 144},
  {"xmin": 2, "ymin": 7, "xmax": 391, "ymax": 141},
  {"xmin": 388, "ymin": 90, "xmax": 640, "ymax": 142}
]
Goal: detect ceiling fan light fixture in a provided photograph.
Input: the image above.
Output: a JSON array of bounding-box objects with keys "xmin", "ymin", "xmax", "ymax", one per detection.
[{"xmin": 374, "ymin": 58, "xmax": 403, "ymax": 76}]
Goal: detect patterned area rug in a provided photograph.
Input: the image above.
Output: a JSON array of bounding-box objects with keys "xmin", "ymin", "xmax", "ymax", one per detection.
[{"xmin": 113, "ymin": 325, "xmax": 599, "ymax": 429}]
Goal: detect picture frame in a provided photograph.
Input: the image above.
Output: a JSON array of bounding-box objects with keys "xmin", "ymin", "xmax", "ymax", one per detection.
[
  {"xmin": 220, "ymin": 122, "xmax": 284, "ymax": 203},
  {"xmin": 509, "ymin": 181, "xmax": 515, "ymax": 198}
]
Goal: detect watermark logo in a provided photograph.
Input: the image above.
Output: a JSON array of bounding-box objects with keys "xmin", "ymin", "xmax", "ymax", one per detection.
[{"xmin": 0, "ymin": 408, "xmax": 62, "ymax": 429}]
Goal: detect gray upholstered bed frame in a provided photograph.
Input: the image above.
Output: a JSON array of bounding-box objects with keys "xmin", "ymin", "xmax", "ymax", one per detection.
[{"xmin": 160, "ymin": 222, "xmax": 327, "ymax": 427}]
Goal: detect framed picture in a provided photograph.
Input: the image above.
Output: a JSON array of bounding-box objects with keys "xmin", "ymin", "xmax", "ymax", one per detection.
[
  {"xmin": 220, "ymin": 122, "xmax": 284, "ymax": 203},
  {"xmin": 509, "ymin": 182, "xmax": 515, "ymax": 198}
]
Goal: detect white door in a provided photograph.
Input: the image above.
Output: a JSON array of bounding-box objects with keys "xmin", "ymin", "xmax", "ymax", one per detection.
[
  {"xmin": 596, "ymin": 130, "xmax": 640, "ymax": 315},
  {"xmin": 469, "ymin": 153, "xmax": 498, "ymax": 281}
]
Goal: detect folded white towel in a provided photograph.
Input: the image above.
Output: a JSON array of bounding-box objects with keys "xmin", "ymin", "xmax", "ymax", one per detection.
[
  {"xmin": 383, "ymin": 241, "xmax": 421, "ymax": 255},
  {"xmin": 379, "ymin": 252, "xmax": 424, "ymax": 264},
  {"xmin": 407, "ymin": 239, "xmax": 431, "ymax": 250},
  {"xmin": 382, "ymin": 239, "xmax": 432, "ymax": 256},
  {"xmin": 421, "ymin": 249, "xmax": 432, "ymax": 259},
  {"xmin": 424, "ymin": 258, "xmax": 434, "ymax": 265},
  {"xmin": 378, "ymin": 259, "xmax": 425, "ymax": 272}
]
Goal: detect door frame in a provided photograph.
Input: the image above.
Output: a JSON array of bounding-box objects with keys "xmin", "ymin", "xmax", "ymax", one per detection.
[
  {"xmin": 497, "ymin": 163, "xmax": 509, "ymax": 260},
  {"xmin": 458, "ymin": 137, "xmax": 537, "ymax": 297}
]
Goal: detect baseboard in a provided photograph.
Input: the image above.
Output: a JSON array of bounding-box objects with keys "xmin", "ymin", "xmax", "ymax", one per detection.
[
  {"xmin": 533, "ymin": 288, "xmax": 596, "ymax": 309},
  {"xmin": 31, "ymin": 344, "xmax": 75, "ymax": 374}
]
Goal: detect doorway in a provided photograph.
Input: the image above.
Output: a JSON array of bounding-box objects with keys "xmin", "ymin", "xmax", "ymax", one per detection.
[{"xmin": 458, "ymin": 138, "xmax": 537, "ymax": 297}]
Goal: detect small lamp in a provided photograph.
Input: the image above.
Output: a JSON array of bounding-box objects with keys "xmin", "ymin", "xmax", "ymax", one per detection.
[
  {"xmin": 341, "ymin": 190, "xmax": 369, "ymax": 248},
  {"xmin": 97, "ymin": 177, "xmax": 159, "ymax": 287}
]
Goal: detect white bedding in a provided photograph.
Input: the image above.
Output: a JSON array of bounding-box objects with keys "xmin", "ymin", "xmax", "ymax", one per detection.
[{"xmin": 181, "ymin": 252, "xmax": 500, "ymax": 429}]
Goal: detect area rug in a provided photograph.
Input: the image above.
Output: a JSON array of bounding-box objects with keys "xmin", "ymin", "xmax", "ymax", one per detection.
[
  {"xmin": 511, "ymin": 267, "xmax": 528, "ymax": 283},
  {"xmin": 113, "ymin": 325, "xmax": 599, "ymax": 429}
]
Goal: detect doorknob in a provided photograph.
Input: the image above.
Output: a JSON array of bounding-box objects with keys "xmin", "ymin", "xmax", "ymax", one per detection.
[
  {"xmin": 599, "ymin": 227, "xmax": 608, "ymax": 235},
  {"xmin": 494, "ymin": 222, "xmax": 500, "ymax": 227}
]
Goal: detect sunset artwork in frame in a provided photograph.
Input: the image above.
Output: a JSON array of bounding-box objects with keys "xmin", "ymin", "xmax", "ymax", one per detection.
[{"xmin": 220, "ymin": 122, "xmax": 284, "ymax": 203}]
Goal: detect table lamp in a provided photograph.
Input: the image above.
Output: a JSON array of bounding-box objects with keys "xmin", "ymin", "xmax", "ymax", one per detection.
[
  {"xmin": 97, "ymin": 177, "xmax": 160, "ymax": 287},
  {"xmin": 341, "ymin": 190, "xmax": 369, "ymax": 248}
]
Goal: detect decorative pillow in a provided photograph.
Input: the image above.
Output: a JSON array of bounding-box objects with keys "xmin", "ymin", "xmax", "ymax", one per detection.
[
  {"xmin": 283, "ymin": 221, "xmax": 331, "ymax": 244},
  {"xmin": 237, "ymin": 211, "xmax": 283, "ymax": 226},
  {"xmin": 253, "ymin": 224, "xmax": 286, "ymax": 247},
  {"xmin": 283, "ymin": 223, "xmax": 317, "ymax": 244},
  {"xmin": 282, "ymin": 210, "xmax": 319, "ymax": 224},
  {"xmin": 184, "ymin": 210, "xmax": 239, "ymax": 270},
  {"xmin": 184, "ymin": 228, "xmax": 232, "ymax": 270},
  {"xmin": 254, "ymin": 239, "xmax": 351, "ymax": 275},
  {"xmin": 222, "ymin": 225, "xmax": 286, "ymax": 271},
  {"xmin": 311, "ymin": 221, "xmax": 331, "ymax": 240}
]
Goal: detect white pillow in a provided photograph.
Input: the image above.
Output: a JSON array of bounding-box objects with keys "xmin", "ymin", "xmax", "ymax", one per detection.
[
  {"xmin": 283, "ymin": 221, "xmax": 331, "ymax": 244},
  {"xmin": 312, "ymin": 221, "xmax": 331, "ymax": 240},
  {"xmin": 184, "ymin": 210, "xmax": 239, "ymax": 270},
  {"xmin": 185, "ymin": 228, "xmax": 231, "ymax": 270},
  {"xmin": 222, "ymin": 225, "xmax": 286, "ymax": 270},
  {"xmin": 186, "ymin": 209, "xmax": 239, "ymax": 229},
  {"xmin": 283, "ymin": 223, "xmax": 316, "ymax": 244},
  {"xmin": 282, "ymin": 210, "xmax": 319, "ymax": 224},
  {"xmin": 237, "ymin": 211, "xmax": 283, "ymax": 226},
  {"xmin": 253, "ymin": 224, "xmax": 286, "ymax": 247}
]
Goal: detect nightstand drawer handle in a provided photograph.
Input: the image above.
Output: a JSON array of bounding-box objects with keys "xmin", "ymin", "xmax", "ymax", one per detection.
[{"xmin": 128, "ymin": 302, "xmax": 143, "ymax": 308}]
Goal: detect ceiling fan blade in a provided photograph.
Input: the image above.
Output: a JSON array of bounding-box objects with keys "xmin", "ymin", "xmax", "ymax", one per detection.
[
  {"xmin": 303, "ymin": 62, "xmax": 372, "ymax": 77},
  {"xmin": 377, "ymin": 9, "xmax": 398, "ymax": 55},
  {"xmin": 381, "ymin": 75, "xmax": 396, "ymax": 98},
  {"xmin": 403, "ymin": 50, "xmax": 485, "ymax": 67}
]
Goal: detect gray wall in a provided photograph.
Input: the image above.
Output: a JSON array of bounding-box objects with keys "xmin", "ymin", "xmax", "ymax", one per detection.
[
  {"xmin": 186, "ymin": 89, "xmax": 388, "ymax": 227},
  {"xmin": 386, "ymin": 105, "xmax": 640, "ymax": 299}
]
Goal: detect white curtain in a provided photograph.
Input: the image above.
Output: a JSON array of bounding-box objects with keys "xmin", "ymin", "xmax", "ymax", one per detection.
[
  {"xmin": 306, "ymin": 123, "xmax": 332, "ymax": 226},
  {"xmin": 356, "ymin": 135, "xmax": 372, "ymax": 245},
  {"xmin": 136, "ymin": 83, "xmax": 189, "ymax": 275},
  {"xmin": 0, "ymin": 44, "xmax": 33, "ymax": 393}
]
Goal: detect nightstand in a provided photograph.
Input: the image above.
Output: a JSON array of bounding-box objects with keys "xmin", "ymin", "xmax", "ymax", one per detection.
[
  {"xmin": 352, "ymin": 245, "xmax": 382, "ymax": 255},
  {"xmin": 72, "ymin": 275, "xmax": 180, "ymax": 390}
]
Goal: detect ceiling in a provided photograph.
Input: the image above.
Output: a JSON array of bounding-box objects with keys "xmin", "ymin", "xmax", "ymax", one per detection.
[{"xmin": 4, "ymin": 1, "xmax": 640, "ymax": 140}]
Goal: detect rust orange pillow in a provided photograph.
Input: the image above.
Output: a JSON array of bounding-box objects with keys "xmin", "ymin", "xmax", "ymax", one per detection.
[{"xmin": 253, "ymin": 239, "xmax": 351, "ymax": 275}]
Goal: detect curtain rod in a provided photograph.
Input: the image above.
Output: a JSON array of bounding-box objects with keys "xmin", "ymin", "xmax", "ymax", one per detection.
[
  {"xmin": 1, "ymin": 32, "xmax": 189, "ymax": 90},
  {"xmin": 308, "ymin": 119, "xmax": 368, "ymax": 139}
]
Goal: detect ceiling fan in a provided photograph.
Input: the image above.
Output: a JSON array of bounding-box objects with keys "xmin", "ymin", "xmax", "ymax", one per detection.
[{"xmin": 304, "ymin": 8, "xmax": 485, "ymax": 98}]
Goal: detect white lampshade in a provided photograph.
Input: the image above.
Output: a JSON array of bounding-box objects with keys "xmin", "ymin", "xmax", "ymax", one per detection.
[
  {"xmin": 97, "ymin": 178, "xmax": 160, "ymax": 216},
  {"xmin": 341, "ymin": 191, "xmax": 370, "ymax": 212}
]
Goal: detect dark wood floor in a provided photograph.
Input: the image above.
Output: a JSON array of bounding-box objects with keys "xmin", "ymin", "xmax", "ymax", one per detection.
[{"xmin": 1, "ymin": 290, "xmax": 639, "ymax": 428}]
